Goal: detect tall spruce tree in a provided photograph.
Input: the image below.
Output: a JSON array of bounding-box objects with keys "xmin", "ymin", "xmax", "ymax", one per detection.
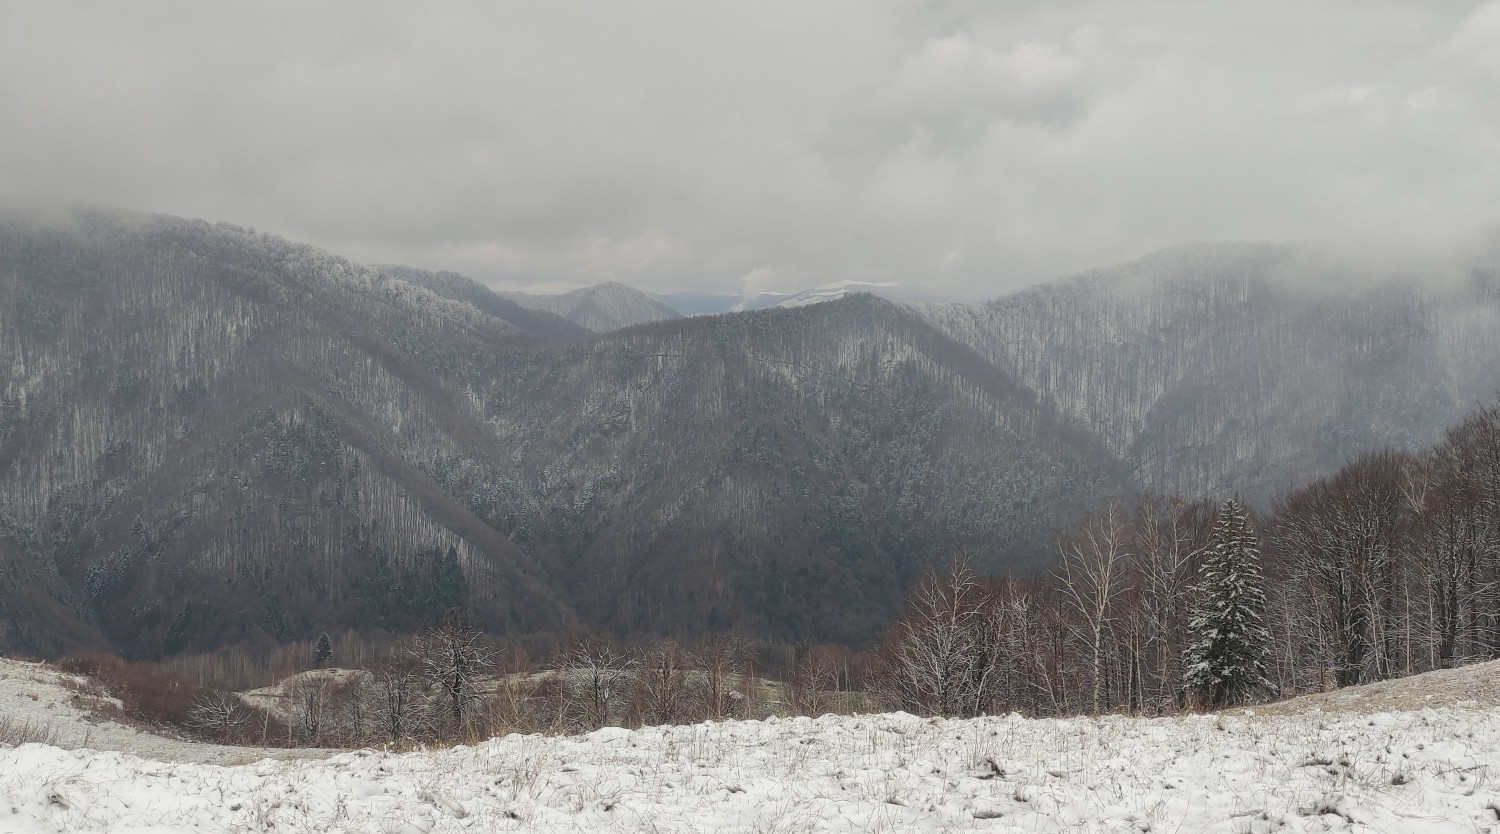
[
  {"xmin": 1183, "ymin": 500, "xmax": 1274, "ymax": 708},
  {"xmin": 314, "ymin": 631, "xmax": 333, "ymax": 666}
]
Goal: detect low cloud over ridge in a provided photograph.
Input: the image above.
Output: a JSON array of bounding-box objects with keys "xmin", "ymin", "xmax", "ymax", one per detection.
[{"xmin": 3, "ymin": 1, "xmax": 1498, "ymax": 298}]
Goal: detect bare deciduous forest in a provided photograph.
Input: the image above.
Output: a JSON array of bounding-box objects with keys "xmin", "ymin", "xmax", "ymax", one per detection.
[{"xmin": 874, "ymin": 402, "xmax": 1500, "ymax": 718}]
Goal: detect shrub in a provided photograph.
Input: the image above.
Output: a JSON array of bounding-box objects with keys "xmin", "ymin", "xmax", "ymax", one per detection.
[{"xmin": 57, "ymin": 651, "xmax": 290, "ymax": 745}]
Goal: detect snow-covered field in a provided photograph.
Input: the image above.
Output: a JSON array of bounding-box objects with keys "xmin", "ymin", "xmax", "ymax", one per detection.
[{"xmin": 3, "ymin": 662, "xmax": 1500, "ymax": 833}]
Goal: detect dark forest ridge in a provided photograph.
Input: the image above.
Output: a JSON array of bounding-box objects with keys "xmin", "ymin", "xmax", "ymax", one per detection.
[{"xmin": 1, "ymin": 205, "xmax": 1497, "ymax": 660}]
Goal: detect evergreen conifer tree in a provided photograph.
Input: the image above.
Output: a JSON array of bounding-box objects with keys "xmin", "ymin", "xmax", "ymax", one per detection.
[
  {"xmin": 315, "ymin": 631, "xmax": 333, "ymax": 666},
  {"xmin": 1183, "ymin": 500, "xmax": 1274, "ymax": 708}
]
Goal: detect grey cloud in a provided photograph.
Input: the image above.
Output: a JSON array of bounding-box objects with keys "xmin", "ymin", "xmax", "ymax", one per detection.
[{"xmin": 2, "ymin": 1, "xmax": 1498, "ymax": 299}]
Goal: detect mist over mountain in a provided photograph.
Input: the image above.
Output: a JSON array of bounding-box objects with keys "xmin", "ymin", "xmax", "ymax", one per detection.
[
  {"xmin": 921, "ymin": 242, "xmax": 1500, "ymax": 499},
  {"xmin": 3, "ymin": 207, "xmax": 1498, "ymax": 660},
  {"xmin": 654, "ymin": 282, "xmax": 932, "ymax": 317},
  {"xmin": 499, "ymin": 283, "xmax": 682, "ymax": 333},
  {"xmin": 649, "ymin": 291, "xmax": 748, "ymax": 317},
  {"xmin": 374, "ymin": 266, "xmax": 592, "ymax": 343}
]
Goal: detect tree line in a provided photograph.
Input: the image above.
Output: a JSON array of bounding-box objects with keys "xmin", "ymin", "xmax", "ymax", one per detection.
[
  {"xmin": 54, "ymin": 401, "xmax": 1500, "ymax": 744},
  {"xmin": 125, "ymin": 612, "xmax": 847, "ymax": 747},
  {"xmin": 873, "ymin": 401, "xmax": 1500, "ymax": 717}
]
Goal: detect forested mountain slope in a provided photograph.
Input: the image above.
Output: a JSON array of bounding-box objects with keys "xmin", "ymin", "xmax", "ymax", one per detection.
[
  {"xmin": 921, "ymin": 243, "xmax": 1500, "ymax": 498},
  {"xmin": 501, "ymin": 282, "xmax": 683, "ymax": 332},
  {"xmin": 375, "ymin": 266, "xmax": 592, "ymax": 343},
  {"xmin": 436, "ymin": 301, "xmax": 1125, "ymax": 644},
  {"xmin": 11, "ymin": 208, "xmax": 1491, "ymax": 660},
  {"xmin": 0, "ymin": 207, "xmax": 573, "ymax": 657},
  {"xmin": 0, "ymin": 207, "xmax": 1121, "ymax": 658}
]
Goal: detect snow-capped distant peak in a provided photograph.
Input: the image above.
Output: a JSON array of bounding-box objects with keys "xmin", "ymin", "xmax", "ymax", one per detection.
[
  {"xmin": 652, "ymin": 282, "xmax": 903, "ymax": 315},
  {"xmin": 773, "ymin": 281, "xmax": 899, "ymax": 308}
]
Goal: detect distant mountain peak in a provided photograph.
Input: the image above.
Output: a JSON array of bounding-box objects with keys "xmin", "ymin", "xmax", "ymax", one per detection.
[
  {"xmin": 768, "ymin": 280, "xmax": 900, "ymax": 309},
  {"xmin": 653, "ymin": 281, "xmax": 906, "ymax": 316},
  {"xmin": 500, "ymin": 282, "xmax": 682, "ymax": 333},
  {"xmin": 375, "ymin": 265, "xmax": 592, "ymax": 344}
]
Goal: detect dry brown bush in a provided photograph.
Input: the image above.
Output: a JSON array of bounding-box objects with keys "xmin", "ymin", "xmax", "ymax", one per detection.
[{"xmin": 58, "ymin": 651, "xmax": 291, "ymax": 745}]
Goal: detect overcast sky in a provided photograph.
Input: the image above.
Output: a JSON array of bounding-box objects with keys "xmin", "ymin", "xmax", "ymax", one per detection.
[{"xmin": 3, "ymin": 2, "xmax": 1498, "ymax": 299}]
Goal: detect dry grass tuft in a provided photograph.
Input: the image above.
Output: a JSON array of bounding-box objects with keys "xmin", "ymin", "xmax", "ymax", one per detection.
[{"xmin": 0, "ymin": 715, "xmax": 61, "ymax": 747}]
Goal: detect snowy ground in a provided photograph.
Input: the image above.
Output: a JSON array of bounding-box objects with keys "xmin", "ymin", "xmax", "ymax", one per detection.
[
  {"xmin": 3, "ymin": 662, "xmax": 1499, "ymax": 832},
  {"xmin": 0, "ymin": 658, "xmax": 329, "ymax": 766}
]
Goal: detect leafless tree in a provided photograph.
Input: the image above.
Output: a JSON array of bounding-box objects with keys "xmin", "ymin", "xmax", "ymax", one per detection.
[
  {"xmin": 285, "ymin": 675, "xmax": 331, "ymax": 742},
  {"xmin": 371, "ymin": 647, "xmax": 429, "ymax": 744},
  {"xmin": 989, "ymin": 580, "xmax": 1042, "ymax": 714},
  {"xmin": 327, "ymin": 672, "xmax": 376, "ymax": 745},
  {"xmin": 872, "ymin": 559, "xmax": 995, "ymax": 717},
  {"xmin": 412, "ymin": 610, "xmax": 496, "ymax": 737},
  {"xmin": 630, "ymin": 638, "xmax": 690, "ymax": 726},
  {"xmin": 1131, "ymin": 495, "xmax": 1210, "ymax": 712},
  {"xmin": 696, "ymin": 634, "xmax": 748, "ymax": 721},
  {"xmin": 1058, "ymin": 502, "xmax": 1133, "ymax": 713},
  {"xmin": 1429, "ymin": 405, "xmax": 1500, "ymax": 661},
  {"xmin": 559, "ymin": 633, "xmax": 636, "ymax": 730},
  {"xmin": 783, "ymin": 645, "xmax": 842, "ymax": 716},
  {"xmin": 1273, "ymin": 451, "xmax": 1410, "ymax": 687}
]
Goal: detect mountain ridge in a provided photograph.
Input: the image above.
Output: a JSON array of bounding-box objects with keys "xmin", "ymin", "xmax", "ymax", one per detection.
[
  {"xmin": 920, "ymin": 241, "xmax": 1500, "ymax": 497},
  {"xmin": 374, "ymin": 265, "xmax": 593, "ymax": 343},
  {"xmin": 0, "ymin": 207, "xmax": 1119, "ymax": 657},
  {"xmin": 5, "ymin": 207, "xmax": 1499, "ymax": 659},
  {"xmin": 500, "ymin": 281, "xmax": 682, "ymax": 332}
]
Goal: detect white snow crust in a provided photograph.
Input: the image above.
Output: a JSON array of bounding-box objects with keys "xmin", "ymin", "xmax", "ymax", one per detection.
[
  {"xmin": 774, "ymin": 281, "xmax": 901, "ymax": 309},
  {"xmin": 6, "ymin": 682, "xmax": 1500, "ymax": 832}
]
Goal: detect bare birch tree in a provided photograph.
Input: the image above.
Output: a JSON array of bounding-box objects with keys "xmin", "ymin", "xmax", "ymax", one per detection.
[
  {"xmin": 873, "ymin": 559, "xmax": 994, "ymax": 717},
  {"xmin": 1058, "ymin": 502, "xmax": 1132, "ymax": 713}
]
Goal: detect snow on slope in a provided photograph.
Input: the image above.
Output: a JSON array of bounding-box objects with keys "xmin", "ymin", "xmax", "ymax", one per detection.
[
  {"xmin": 655, "ymin": 281, "xmax": 905, "ymax": 315},
  {"xmin": 771, "ymin": 280, "xmax": 900, "ymax": 309},
  {"xmin": 5, "ymin": 663, "xmax": 1500, "ymax": 832},
  {"xmin": 0, "ymin": 658, "xmax": 327, "ymax": 766}
]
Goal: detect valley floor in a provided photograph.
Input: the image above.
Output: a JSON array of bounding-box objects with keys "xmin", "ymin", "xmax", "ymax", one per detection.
[{"xmin": 2, "ymin": 661, "xmax": 1499, "ymax": 832}]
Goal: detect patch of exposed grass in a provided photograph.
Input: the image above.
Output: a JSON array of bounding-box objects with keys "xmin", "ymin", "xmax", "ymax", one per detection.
[{"xmin": 0, "ymin": 716, "xmax": 60, "ymax": 747}]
